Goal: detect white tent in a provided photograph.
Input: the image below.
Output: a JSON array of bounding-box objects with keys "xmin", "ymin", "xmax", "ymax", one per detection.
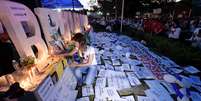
[{"xmin": 79, "ymin": 0, "xmax": 99, "ymax": 10}]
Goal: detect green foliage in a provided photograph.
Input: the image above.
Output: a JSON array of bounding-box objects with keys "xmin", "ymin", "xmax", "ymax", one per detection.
[
  {"xmin": 20, "ymin": 56, "xmax": 35, "ymax": 67},
  {"xmin": 66, "ymin": 44, "xmax": 75, "ymax": 53}
]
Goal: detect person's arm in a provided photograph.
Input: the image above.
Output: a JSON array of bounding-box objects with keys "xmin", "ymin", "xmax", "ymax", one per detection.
[
  {"xmin": 71, "ymin": 53, "xmax": 94, "ymax": 67},
  {"xmin": 56, "ymin": 41, "xmax": 79, "ymax": 57},
  {"xmin": 63, "ymin": 41, "xmax": 79, "ymax": 56},
  {"xmin": 67, "ymin": 41, "xmax": 79, "ymax": 56}
]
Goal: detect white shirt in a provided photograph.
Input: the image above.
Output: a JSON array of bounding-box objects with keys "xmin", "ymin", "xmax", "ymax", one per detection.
[
  {"xmin": 169, "ymin": 27, "xmax": 181, "ymax": 39},
  {"xmin": 174, "ymin": 27, "xmax": 181, "ymax": 36},
  {"xmin": 194, "ymin": 28, "xmax": 201, "ymax": 35},
  {"xmin": 83, "ymin": 46, "xmax": 97, "ymax": 65}
]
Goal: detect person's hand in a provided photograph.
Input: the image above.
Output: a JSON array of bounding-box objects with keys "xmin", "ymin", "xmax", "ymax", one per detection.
[{"xmin": 69, "ymin": 62, "xmax": 77, "ymax": 67}]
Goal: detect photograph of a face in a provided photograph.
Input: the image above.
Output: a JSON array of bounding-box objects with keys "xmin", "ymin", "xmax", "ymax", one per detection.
[{"xmin": 21, "ymin": 21, "xmax": 34, "ymax": 38}]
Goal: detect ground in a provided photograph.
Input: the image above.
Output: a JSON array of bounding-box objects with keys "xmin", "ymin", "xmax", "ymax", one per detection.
[{"xmin": 75, "ymin": 32, "xmax": 201, "ymax": 101}]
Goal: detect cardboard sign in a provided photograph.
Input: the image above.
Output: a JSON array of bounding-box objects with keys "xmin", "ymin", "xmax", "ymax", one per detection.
[
  {"xmin": 34, "ymin": 76, "xmax": 55, "ymax": 101},
  {"xmin": 0, "ymin": 1, "xmax": 48, "ymax": 64},
  {"xmin": 34, "ymin": 8, "xmax": 66, "ymax": 48},
  {"xmin": 62, "ymin": 11, "xmax": 71, "ymax": 41},
  {"xmin": 62, "ymin": 58, "xmax": 67, "ymax": 67},
  {"xmin": 63, "ymin": 11, "xmax": 75, "ymax": 35},
  {"xmin": 83, "ymin": 15, "xmax": 89, "ymax": 26},
  {"xmin": 55, "ymin": 61, "xmax": 64, "ymax": 79},
  {"xmin": 74, "ymin": 13, "xmax": 81, "ymax": 33}
]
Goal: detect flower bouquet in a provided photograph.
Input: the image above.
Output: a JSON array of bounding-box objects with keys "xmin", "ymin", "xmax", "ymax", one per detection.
[{"xmin": 20, "ymin": 56, "xmax": 35, "ymax": 68}]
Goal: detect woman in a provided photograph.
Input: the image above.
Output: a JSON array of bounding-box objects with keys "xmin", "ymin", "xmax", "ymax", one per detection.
[{"xmin": 70, "ymin": 33, "xmax": 97, "ymax": 86}]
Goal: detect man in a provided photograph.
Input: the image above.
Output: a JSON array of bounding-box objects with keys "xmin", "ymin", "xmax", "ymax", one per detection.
[{"xmin": 70, "ymin": 33, "xmax": 97, "ymax": 86}]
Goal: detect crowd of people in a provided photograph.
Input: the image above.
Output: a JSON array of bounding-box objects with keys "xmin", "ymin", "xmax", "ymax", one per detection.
[{"xmin": 91, "ymin": 14, "xmax": 201, "ymax": 49}]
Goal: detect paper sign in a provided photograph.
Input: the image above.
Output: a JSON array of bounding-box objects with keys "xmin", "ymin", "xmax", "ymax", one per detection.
[
  {"xmin": 137, "ymin": 96, "xmax": 154, "ymax": 101},
  {"xmin": 160, "ymin": 81, "xmax": 176, "ymax": 94},
  {"xmin": 67, "ymin": 90, "xmax": 78, "ymax": 101},
  {"xmin": 105, "ymin": 64, "xmax": 114, "ymax": 70},
  {"xmin": 98, "ymin": 69, "xmax": 108, "ymax": 77},
  {"xmin": 121, "ymin": 96, "xmax": 135, "ymax": 101},
  {"xmin": 94, "ymin": 98, "xmax": 107, "ymax": 101},
  {"xmin": 96, "ymin": 77, "xmax": 106, "ymax": 87},
  {"xmin": 82, "ymin": 85, "xmax": 94, "ymax": 96},
  {"xmin": 104, "ymin": 87, "xmax": 120, "ymax": 100},
  {"xmin": 35, "ymin": 76, "xmax": 55, "ymax": 101},
  {"xmin": 121, "ymin": 64, "xmax": 131, "ymax": 71},
  {"xmin": 56, "ymin": 61, "xmax": 64, "ymax": 79},
  {"xmin": 192, "ymin": 85, "xmax": 201, "ymax": 93},
  {"xmin": 62, "ymin": 58, "xmax": 67, "ymax": 67},
  {"xmin": 134, "ymin": 67, "xmax": 155, "ymax": 79},
  {"xmin": 77, "ymin": 97, "xmax": 90, "ymax": 101},
  {"xmin": 114, "ymin": 66, "xmax": 124, "ymax": 72},
  {"xmin": 108, "ymin": 76, "xmax": 131, "ymax": 91},
  {"xmin": 190, "ymin": 91, "xmax": 201, "ymax": 101},
  {"xmin": 145, "ymin": 80, "xmax": 173, "ymax": 101},
  {"xmin": 112, "ymin": 98, "xmax": 127, "ymax": 101},
  {"xmin": 184, "ymin": 66, "xmax": 200, "ymax": 74},
  {"xmin": 189, "ymin": 75, "xmax": 201, "ymax": 86},
  {"xmin": 126, "ymin": 72, "xmax": 141, "ymax": 86},
  {"xmin": 95, "ymin": 86, "xmax": 107, "ymax": 99},
  {"xmin": 112, "ymin": 59, "xmax": 121, "ymax": 66}
]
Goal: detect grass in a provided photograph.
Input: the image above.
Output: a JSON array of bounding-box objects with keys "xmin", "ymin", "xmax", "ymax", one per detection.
[{"xmin": 91, "ymin": 23, "xmax": 201, "ymax": 68}]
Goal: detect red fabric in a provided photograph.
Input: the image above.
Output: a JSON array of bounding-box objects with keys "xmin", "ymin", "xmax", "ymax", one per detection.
[
  {"xmin": 152, "ymin": 20, "xmax": 164, "ymax": 34},
  {"xmin": 144, "ymin": 20, "xmax": 152, "ymax": 32},
  {"xmin": 144, "ymin": 19, "xmax": 164, "ymax": 34},
  {"xmin": 0, "ymin": 32, "xmax": 9, "ymax": 42}
]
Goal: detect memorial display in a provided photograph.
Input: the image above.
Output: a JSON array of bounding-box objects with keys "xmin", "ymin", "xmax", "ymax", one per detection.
[
  {"xmin": 0, "ymin": 0, "xmax": 200, "ymax": 101},
  {"xmin": 0, "ymin": 0, "xmax": 89, "ymax": 99}
]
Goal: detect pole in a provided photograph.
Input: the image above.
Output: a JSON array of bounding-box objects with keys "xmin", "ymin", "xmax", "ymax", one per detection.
[
  {"xmin": 72, "ymin": 0, "xmax": 75, "ymax": 34},
  {"xmin": 115, "ymin": 0, "xmax": 117, "ymax": 20},
  {"xmin": 72, "ymin": 0, "xmax": 75, "ymax": 11},
  {"xmin": 188, "ymin": 9, "xmax": 192, "ymax": 17},
  {"xmin": 120, "ymin": 0, "xmax": 125, "ymax": 32},
  {"xmin": 115, "ymin": 8, "xmax": 117, "ymax": 20}
]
